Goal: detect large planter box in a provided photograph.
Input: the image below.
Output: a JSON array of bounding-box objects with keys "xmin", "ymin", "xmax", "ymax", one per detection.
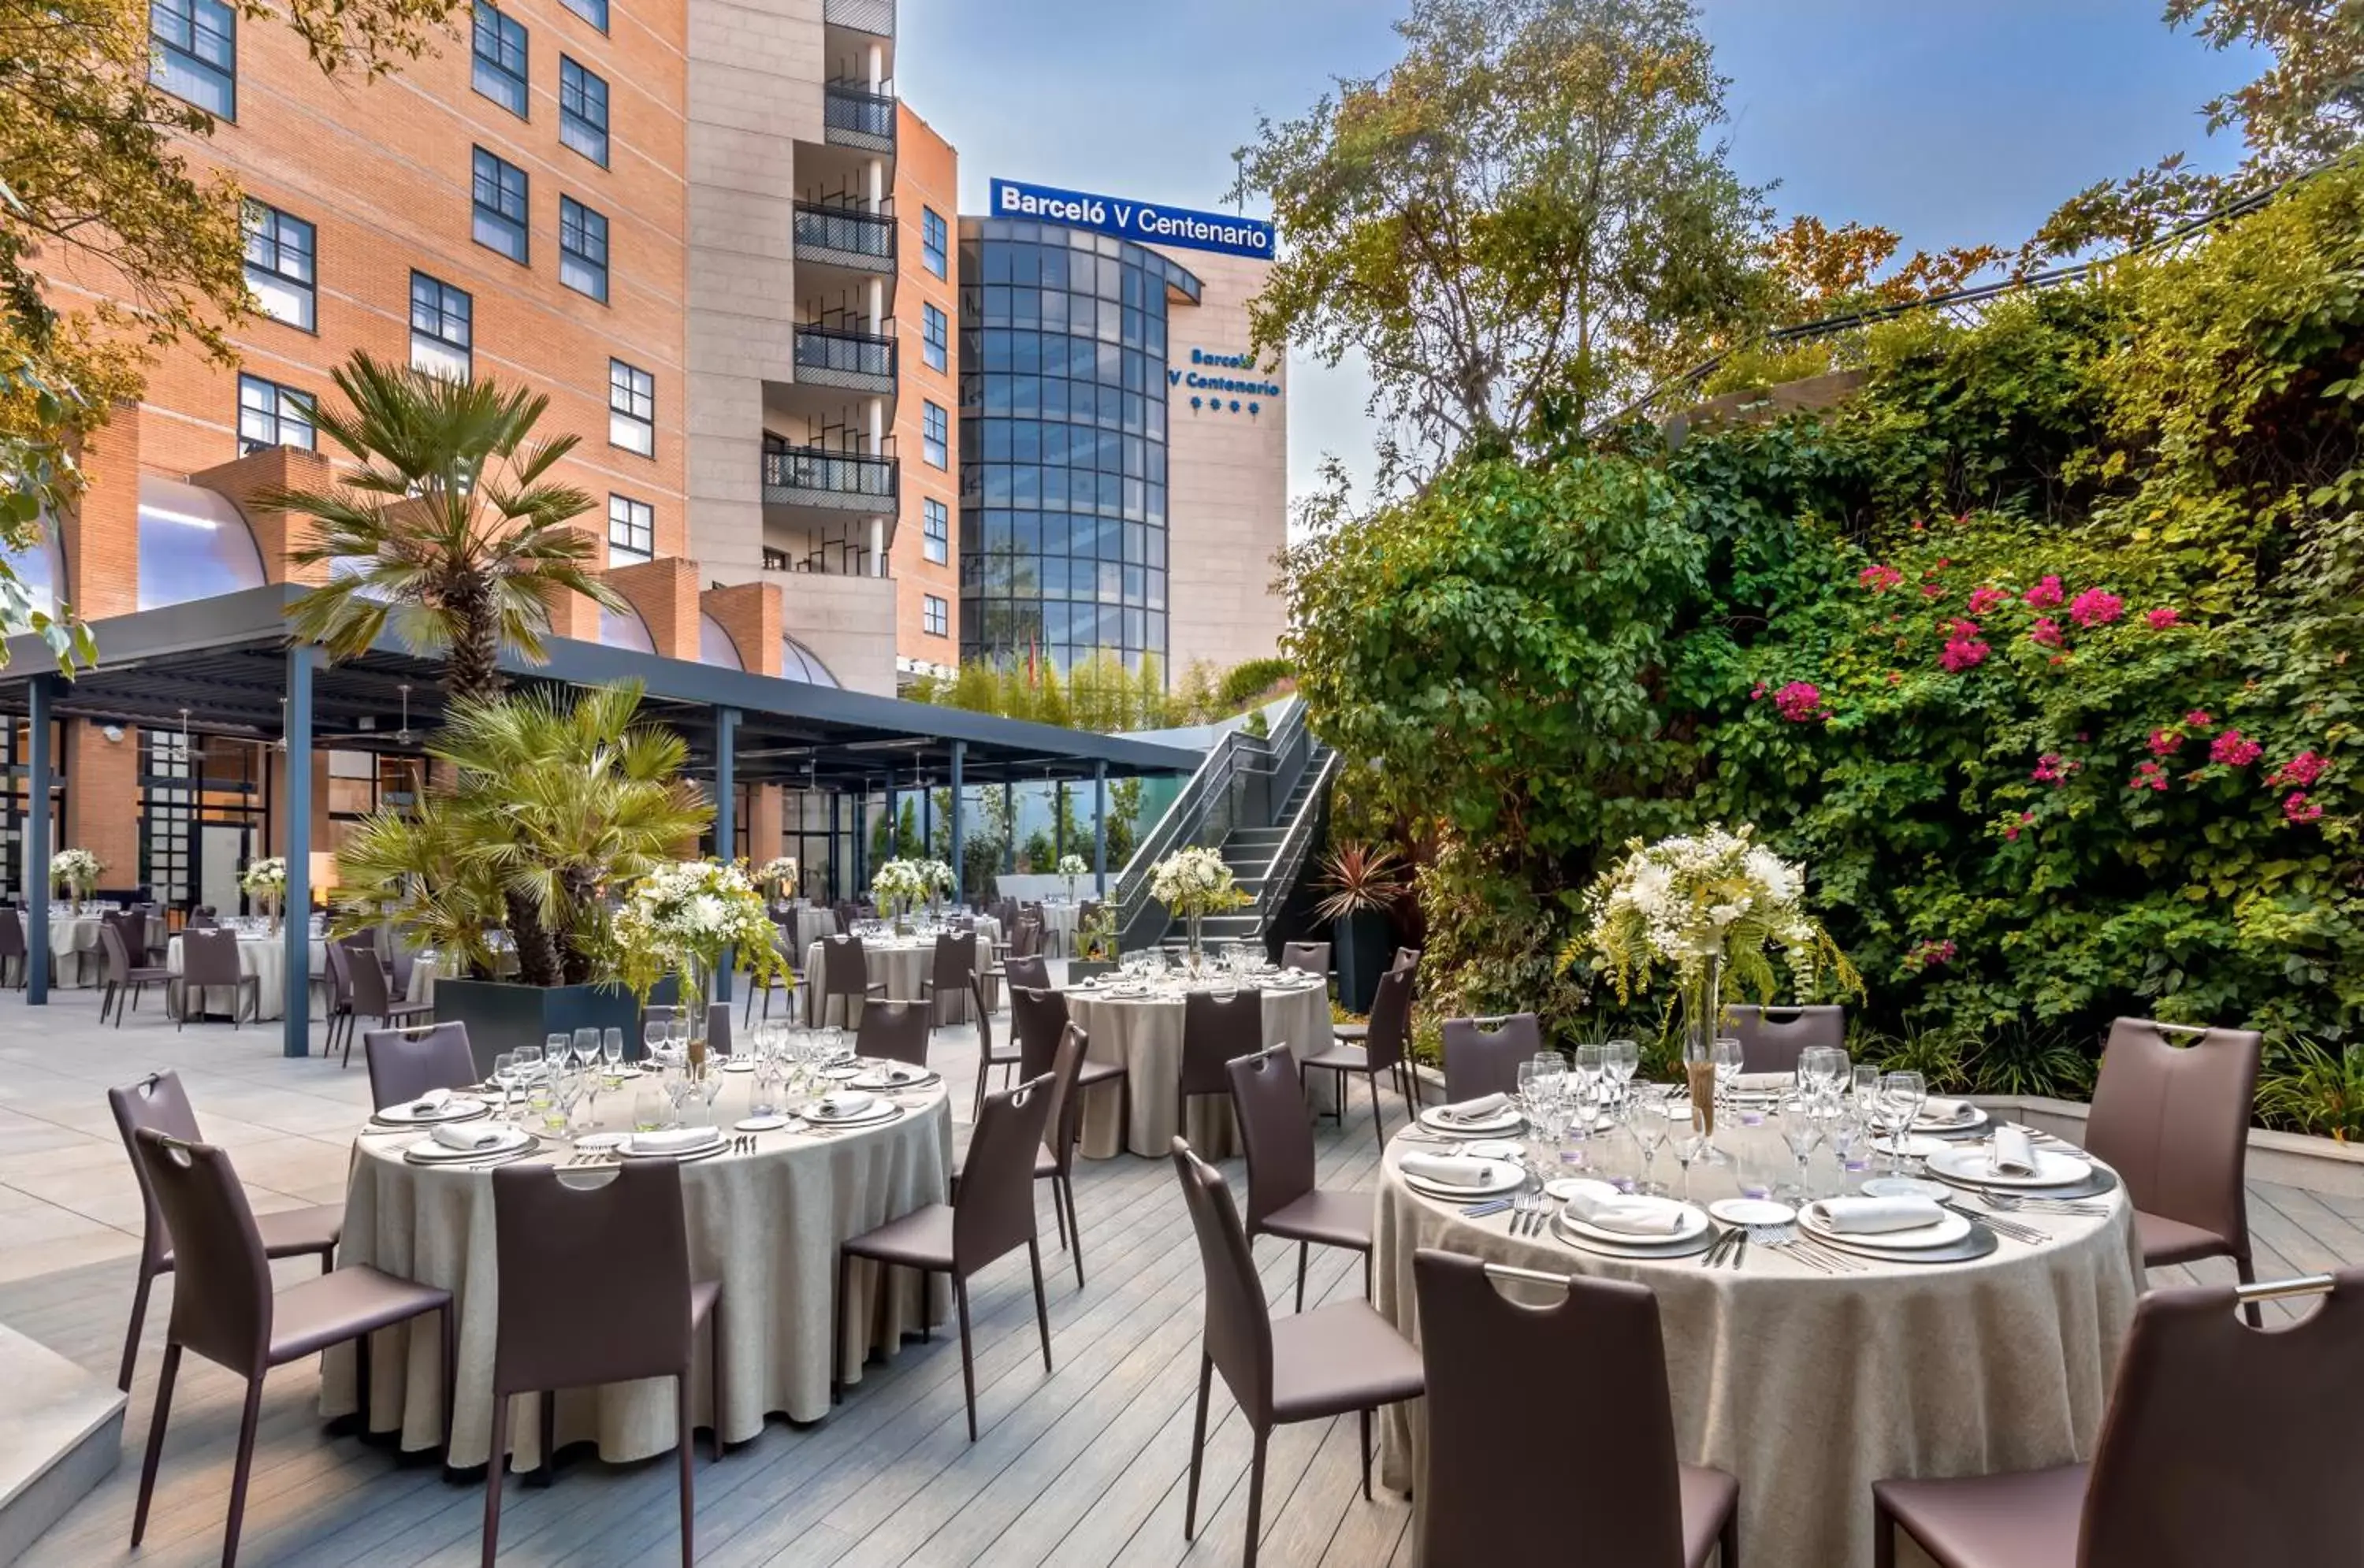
[
  {"xmin": 1067, "ymin": 959, "xmax": 1118, "ymax": 984},
  {"xmin": 1334, "ymin": 912, "xmax": 1392, "ymax": 1013},
  {"xmin": 433, "ymin": 976, "xmax": 677, "ymax": 1078}
]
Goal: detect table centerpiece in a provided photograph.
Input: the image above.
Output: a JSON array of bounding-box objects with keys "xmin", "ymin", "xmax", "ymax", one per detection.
[
  {"xmin": 614, "ymin": 857, "xmax": 791, "ymax": 1064},
  {"xmin": 239, "ymin": 856, "xmax": 289, "ymax": 932},
  {"xmin": 1150, "ymin": 845, "xmax": 1246, "ymax": 973},
  {"xmin": 50, "ymin": 847, "xmax": 102, "ymax": 905}
]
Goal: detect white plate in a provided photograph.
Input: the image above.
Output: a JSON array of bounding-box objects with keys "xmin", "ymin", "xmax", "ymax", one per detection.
[
  {"xmin": 1860, "ymin": 1177, "xmax": 1950, "ymax": 1200},
  {"xmin": 1913, "ymin": 1104, "xmax": 1988, "ymax": 1132},
  {"xmin": 1560, "ymin": 1198, "xmax": 1708, "ymax": 1246},
  {"xmin": 1800, "ymin": 1201, "xmax": 1972, "ymax": 1250},
  {"xmin": 1459, "ymin": 1139, "xmax": 1526, "ymax": 1162},
  {"xmin": 623, "ymin": 1128, "xmax": 724, "ymax": 1157},
  {"xmin": 1400, "ymin": 1158, "xmax": 1524, "ymax": 1199},
  {"xmin": 818, "ymin": 1065, "xmax": 864, "ymax": 1080},
  {"xmin": 574, "ymin": 1132, "xmax": 627, "ymax": 1151},
  {"xmin": 807, "ymin": 1105, "xmax": 903, "ymax": 1128},
  {"xmin": 1544, "ymin": 1176, "xmax": 1622, "ymax": 1203},
  {"xmin": 1925, "ymin": 1143, "xmax": 2095, "ymax": 1189},
  {"xmin": 734, "ymin": 1114, "xmax": 790, "ymax": 1131},
  {"xmin": 374, "ymin": 1097, "xmax": 488, "ymax": 1126},
  {"xmin": 1709, "ymin": 1198, "xmax": 1796, "ymax": 1226},
  {"xmin": 720, "ymin": 1060, "xmax": 756, "ymax": 1074},
  {"xmin": 1419, "ymin": 1105, "xmax": 1524, "ymax": 1135},
  {"xmin": 404, "ymin": 1125, "xmax": 530, "ymax": 1162},
  {"xmin": 851, "ymin": 1065, "xmax": 936, "ymax": 1091}
]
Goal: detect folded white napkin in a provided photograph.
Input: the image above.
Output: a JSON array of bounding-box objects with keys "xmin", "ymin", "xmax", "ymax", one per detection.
[
  {"xmin": 1920, "ymin": 1097, "xmax": 1971, "ymax": 1122},
  {"xmin": 1734, "ymin": 1072, "xmax": 1791, "ymax": 1092},
  {"xmin": 409, "ymin": 1087, "xmax": 453, "ymax": 1113},
  {"xmin": 1989, "ymin": 1124, "xmax": 2037, "ymax": 1176},
  {"xmin": 629, "ymin": 1126, "xmax": 719, "ymax": 1154},
  {"xmin": 1816, "ymin": 1196, "xmax": 1946, "ymax": 1234},
  {"xmin": 1563, "ymin": 1189, "xmax": 1688, "ymax": 1236},
  {"xmin": 1399, "ymin": 1153, "xmax": 1496, "ymax": 1189},
  {"xmin": 1437, "ymin": 1093, "xmax": 1509, "ymax": 1122},
  {"xmin": 430, "ymin": 1122, "xmax": 504, "ymax": 1152},
  {"xmin": 819, "ymin": 1090, "xmax": 878, "ymax": 1118}
]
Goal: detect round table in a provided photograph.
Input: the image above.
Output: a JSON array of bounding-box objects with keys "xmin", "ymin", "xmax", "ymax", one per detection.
[
  {"xmin": 1034, "ymin": 902, "xmax": 1080, "ymax": 955},
  {"xmin": 803, "ymin": 920, "xmax": 1000, "ymax": 1027},
  {"xmin": 1064, "ymin": 978, "xmax": 1337, "ymax": 1159},
  {"xmin": 165, "ymin": 932, "xmax": 327, "ymax": 1020},
  {"xmin": 322, "ymin": 1076, "xmax": 954, "ymax": 1469},
  {"xmin": 1373, "ymin": 1116, "xmax": 2143, "ymax": 1568},
  {"xmin": 789, "ymin": 906, "xmax": 839, "ymax": 951}
]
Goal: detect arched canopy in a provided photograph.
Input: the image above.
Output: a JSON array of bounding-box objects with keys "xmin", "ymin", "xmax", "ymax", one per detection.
[
  {"xmin": 0, "ymin": 517, "xmax": 63, "ymax": 630},
  {"xmin": 137, "ymin": 477, "xmax": 265, "ymax": 611},
  {"xmin": 699, "ymin": 612, "xmax": 742, "ymax": 670},
  {"xmin": 780, "ymin": 634, "xmax": 838, "ymax": 687},
  {"xmin": 600, "ymin": 601, "xmax": 656, "ymax": 653}
]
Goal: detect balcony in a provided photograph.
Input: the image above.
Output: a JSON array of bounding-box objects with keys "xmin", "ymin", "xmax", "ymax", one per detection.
[
  {"xmin": 792, "ymin": 203, "xmax": 895, "ymax": 274},
  {"xmin": 824, "ymin": 84, "xmax": 896, "ymax": 154},
  {"xmin": 761, "ymin": 446, "xmax": 898, "ymax": 511},
  {"xmin": 822, "ymin": 0, "xmax": 893, "ymax": 35},
  {"xmin": 793, "ymin": 324, "xmax": 897, "ymax": 395}
]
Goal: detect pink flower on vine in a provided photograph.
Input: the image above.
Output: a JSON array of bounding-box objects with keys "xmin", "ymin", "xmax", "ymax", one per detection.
[
  {"xmin": 2024, "ymin": 576, "xmax": 2064, "ymax": 610},
  {"xmin": 2284, "ymin": 792, "xmax": 2324, "ymax": 824},
  {"xmin": 2184, "ymin": 710, "xmax": 2213, "ymax": 729},
  {"xmin": 1860, "ymin": 563, "xmax": 1903, "ymax": 593},
  {"xmin": 1920, "ymin": 582, "xmax": 1946, "ymax": 600},
  {"xmin": 1750, "ymin": 683, "xmax": 1766, "ymax": 701},
  {"xmin": 1773, "ymin": 682, "xmax": 1826, "ymax": 723},
  {"xmin": 1938, "ymin": 632, "xmax": 1990, "ymax": 672},
  {"xmin": 2069, "ymin": 589, "xmax": 2124, "ymax": 628},
  {"xmin": 2271, "ymin": 751, "xmax": 2327, "ymax": 788},
  {"xmin": 1966, "ymin": 585, "xmax": 2007, "ymax": 616},
  {"xmin": 2210, "ymin": 730, "xmax": 2263, "ymax": 767},
  {"xmin": 2128, "ymin": 761, "xmax": 2169, "ymax": 793},
  {"xmin": 2145, "ymin": 606, "xmax": 2180, "ymax": 630},
  {"xmin": 1886, "ymin": 671, "xmax": 1902, "ymax": 686},
  {"xmin": 2147, "ymin": 729, "xmax": 2182, "ymax": 758},
  {"xmin": 2028, "ymin": 618, "xmax": 2065, "ymax": 648},
  {"xmin": 1908, "ymin": 938, "xmax": 1957, "ymax": 970},
  {"xmin": 2031, "ymin": 754, "xmax": 2073, "ymax": 785},
  {"xmin": 2002, "ymin": 810, "xmax": 2037, "ymax": 842}
]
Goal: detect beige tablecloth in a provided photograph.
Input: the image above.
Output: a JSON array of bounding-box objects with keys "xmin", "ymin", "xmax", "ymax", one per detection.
[
  {"xmin": 322, "ymin": 1083, "xmax": 955, "ymax": 1468},
  {"xmin": 1373, "ymin": 1119, "xmax": 2143, "ymax": 1568},
  {"xmin": 165, "ymin": 933, "xmax": 327, "ymax": 1021},
  {"xmin": 1065, "ymin": 980, "xmax": 1336, "ymax": 1159},
  {"xmin": 803, "ymin": 920, "xmax": 999, "ymax": 1027},
  {"xmin": 790, "ymin": 906, "xmax": 838, "ymax": 950}
]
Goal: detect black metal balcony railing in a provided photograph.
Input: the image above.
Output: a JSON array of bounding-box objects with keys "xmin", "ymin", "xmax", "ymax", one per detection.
[
  {"xmin": 794, "ymin": 324, "xmax": 897, "ymax": 388},
  {"xmin": 792, "ymin": 203, "xmax": 895, "ymax": 267},
  {"xmin": 824, "ymin": 84, "xmax": 896, "ymax": 153},
  {"xmin": 822, "ymin": 0, "xmax": 893, "ymax": 36},
  {"xmin": 762, "ymin": 447, "xmax": 898, "ymax": 508}
]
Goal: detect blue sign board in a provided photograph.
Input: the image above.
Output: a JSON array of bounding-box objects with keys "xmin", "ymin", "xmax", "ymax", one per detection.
[{"xmin": 988, "ymin": 178, "xmax": 1275, "ymax": 261}]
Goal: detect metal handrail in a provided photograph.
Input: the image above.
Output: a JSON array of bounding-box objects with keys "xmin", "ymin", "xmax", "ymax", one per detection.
[
  {"xmin": 793, "ymin": 323, "xmax": 896, "ymax": 379},
  {"xmin": 1255, "ymin": 744, "xmax": 1336, "ymax": 932},
  {"xmin": 823, "ymin": 84, "xmax": 896, "ymax": 143},
  {"xmin": 761, "ymin": 446, "xmax": 898, "ymax": 500},
  {"xmin": 793, "ymin": 203, "xmax": 895, "ymax": 262},
  {"xmin": 1109, "ymin": 697, "xmax": 1310, "ymax": 948}
]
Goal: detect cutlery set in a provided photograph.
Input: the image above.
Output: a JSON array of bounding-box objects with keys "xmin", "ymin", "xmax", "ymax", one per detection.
[{"xmin": 1701, "ymin": 1226, "xmax": 1748, "ymax": 1271}]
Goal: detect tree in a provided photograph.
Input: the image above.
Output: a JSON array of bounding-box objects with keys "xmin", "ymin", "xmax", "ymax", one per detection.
[
  {"xmin": 271, "ymin": 352, "xmax": 626, "ymax": 704},
  {"xmin": 1234, "ymin": 0, "xmax": 1768, "ymax": 485}
]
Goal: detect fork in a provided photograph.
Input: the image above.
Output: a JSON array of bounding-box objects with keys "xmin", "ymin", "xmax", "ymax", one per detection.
[
  {"xmin": 1749, "ymin": 1225, "xmax": 1830, "ymax": 1273},
  {"xmin": 1941, "ymin": 1199, "xmax": 2046, "ymax": 1243},
  {"xmin": 1979, "ymin": 1191, "xmax": 2106, "ymax": 1217}
]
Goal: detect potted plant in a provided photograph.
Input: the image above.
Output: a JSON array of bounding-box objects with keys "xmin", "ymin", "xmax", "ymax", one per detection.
[
  {"xmin": 1313, "ymin": 842, "xmax": 1407, "ymax": 1012},
  {"xmin": 330, "ymin": 680, "xmax": 707, "ymax": 1075},
  {"xmin": 239, "ymin": 856, "xmax": 289, "ymax": 932},
  {"xmin": 50, "ymin": 848, "xmax": 103, "ymax": 905},
  {"xmin": 1069, "ymin": 902, "xmax": 1121, "ymax": 983}
]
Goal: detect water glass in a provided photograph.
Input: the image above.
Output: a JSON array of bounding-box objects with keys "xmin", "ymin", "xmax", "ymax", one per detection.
[
  {"xmin": 1777, "ymin": 1098, "xmax": 1822, "ymax": 1202},
  {"xmin": 573, "ymin": 1027, "xmax": 601, "ymax": 1069},
  {"xmin": 1626, "ymin": 1087, "xmax": 1671, "ymax": 1195},
  {"xmin": 1880, "ymin": 1071, "xmax": 1926, "ymax": 1171},
  {"xmin": 631, "ymin": 1085, "xmax": 667, "ymax": 1133},
  {"xmin": 603, "ymin": 1027, "xmax": 625, "ymax": 1071}
]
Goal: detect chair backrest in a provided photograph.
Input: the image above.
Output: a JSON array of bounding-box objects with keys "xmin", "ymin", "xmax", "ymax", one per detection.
[
  {"xmin": 2079, "ymin": 1271, "xmax": 2364, "ymax": 1568},
  {"xmin": 364, "ymin": 1023, "xmax": 478, "ymax": 1110},
  {"xmin": 1391, "ymin": 946, "xmax": 1422, "ymax": 975},
  {"xmin": 955, "ymin": 1073, "xmax": 1057, "ymax": 1273},
  {"xmin": 1011, "ymin": 985, "xmax": 1072, "ymax": 1082},
  {"xmin": 642, "ymin": 1004, "xmax": 677, "ymax": 1035},
  {"xmin": 1726, "ymin": 1004, "xmax": 1845, "ymax": 1076},
  {"xmin": 1010, "ymin": 918, "xmax": 1043, "ymax": 960},
  {"xmin": 932, "ymin": 930, "xmax": 977, "ymax": 992},
  {"xmin": 110, "ymin": 1072, "xmax": 203, "ymax": 1272},
  {"xmin": 489, "ymin": 1160, "xmax": 696, "ymax": 1394},
  {"xmin": 822, "ymin": 934, "xmax": 870, "ymax": 994},
  {"xmin": 1039, "ymin": 1023, "xmax": 1090, "ymax": 1178},
  {"xmin": 2083, "ymin": 1018, "xmax": 2262, "ymax": 1253},
  {"xmin": 1226, "ymin": 1043, "xmax": 1315, "ymax": 1232},
  {"xmin": 179, "ymin": 927, "xmax": 244, "ymax": 988},
  {"xmin": 131, "ymin": 1129, "xmax": 272, "ymax": 1377},
  {"xmin": 323, "ymin": 937, "xmax": 354, "ymax": 1006},
  {"xmin": 1169, "ymin": 1139, "xmax": 1274, "ymax": 1423},
  {"xmin": 857, "ymin": 1000, "xmax": 931, "ymax": 1067},
  {"xmin": 1362, "ymin": 966, "xmax": 1414, "ymax": 1073},
  {"xmin": 97, "ymin": 920, "xmax": 133, "ymax": 984},
  {"xmin": 1004, "ymin": 953, "xmax": 1051, "ymax": 992},
  {"xmin": 1412, "ymin": 1249, "xmax": 1687, "ymax": 1565},
  {"xmin": 0, "ymin": 913, "xmax": 23, "ymax": 959},
  {"xmin": 1181, "ymin": 987, "xmax": 1263, "ymax": 1098},
  {"xmin": 344, "ymin": 939, "xmax": 394, "ymax": 1013},
  {"xmin": 1442, "ymin": 1013, "xmax": 1541, "ymax": 1101},
  {"xmin": 186, "ymin": 910, "xmax": 217, "ymax": 931},
  {"xmin": 1280, "ymin": 941, "xmax": 1331, "ymax": 977},
  {"xmin": 704, "ymin": 1001, "xmax": 733, "ymax": 1057}
]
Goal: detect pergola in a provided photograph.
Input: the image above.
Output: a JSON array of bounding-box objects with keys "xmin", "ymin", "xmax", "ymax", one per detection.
[{"xmin": 0, "ymin": 585, "xmax": 1199, "ymax": 1057}]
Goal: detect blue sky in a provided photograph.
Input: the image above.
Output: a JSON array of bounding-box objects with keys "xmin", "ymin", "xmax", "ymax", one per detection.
[{"xmin": 896, "ymin": 0, "xmax": 2263, "ymax": 505}]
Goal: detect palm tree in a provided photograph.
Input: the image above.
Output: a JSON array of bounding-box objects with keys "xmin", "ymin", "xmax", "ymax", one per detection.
[{"xmin": 264, "ymin": 350, "xmax": 627, "ymax": 704}]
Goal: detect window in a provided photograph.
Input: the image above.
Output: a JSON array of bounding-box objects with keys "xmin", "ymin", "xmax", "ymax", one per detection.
[
  {"xmin": 559, "ymin": 57, "xmax": 608, "ymax": 165},
  {"xmin": 409, "ymin": 271, "xmax": 472, "ymax": 379},
  {"xmin": 922, "ymin": 207, "xmax": 948, "ymax": 278},
  {"xmin": 559, "ymin": 0, "xmax": 605, "ymax": 31},
  {"xmin": 923, "ymin": 496, "xmax": 949, "ymax": 564},
  {"xmin": 922, "ymin": 302, "xmax": 948, "ymax": 373},
  {"xmin": 608, "ymin": 359, "xmax": 653, "ymax": 455},
  {"xmin": 923, "ymin": 400, "xmax": 948, "ymax": 467},
  {"xmin": 608, "ymin": 494, "xmax": 653, "ymax": 563},
  {"xmin": 923, "ymin": 594, "xmax": 948, "ymax": 637},
  {"xmin": 559, "ymin": 196, "xmax": 608, "ymax": 302},
  {"xmin": 150, "ymin": 0, "xmax": 234, "ymax": 117},
  {"xmin": 236, "ymin": 376, "xmax": 314, "ymax": 454},
  {"xmin": 242, "ymin": 202, "xmax": 314, "ymax": 331},
  {"xmin": 470, "ymin": 2, "xmax": 527, "ymax": 117},
  {"xmin": 470, "ymin": 147, "xmax": 529, "ymax": 263}
]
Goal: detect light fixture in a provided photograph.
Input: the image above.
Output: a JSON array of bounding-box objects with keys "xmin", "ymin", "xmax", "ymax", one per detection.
[
  {"xmin": 395, "ymin": 683, "xmax": 414, "ymax": 746},
  {"xmin": 99, "ymin": 723, "xmax": 125, "ymax": 744}
]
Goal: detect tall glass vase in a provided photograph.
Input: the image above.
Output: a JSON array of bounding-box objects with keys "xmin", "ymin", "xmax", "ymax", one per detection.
[
  {"xmin": 1187, "ymin": 912, "xmax": 1204, "ymax": 974},
  {"xmin": 1683, "ymin": 953, "xmax": 1725, "ymax": 1156}
]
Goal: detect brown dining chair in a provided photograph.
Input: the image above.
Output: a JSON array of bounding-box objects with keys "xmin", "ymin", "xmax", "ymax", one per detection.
[
  {"xmin": 108, "ymin": 1072, "xmax": 345, "ymax": 1392},
  {"xmin": 1172, "ymin": 1139, "xmax": 1423, "ymax": 1568},
  {"xmin": 342, "ymin": 938, "xmax": 433, "ymax": 1067},
  {"xmin": 856, "ymin": 999, "xmax": 932, "ymax": 1068},
  {"xmin": 818, "ymin": 933, "xmax": 887, "ymax": 1025},
  {"xmin": 1032, "ymin": 1020, "xmax": 1092, "ymax": 1288},
  {"xmin": 835, "ymin": 1073, "xmax": 1057, "ymax": 1440},
  {"xmin": 177, "ymin": 927, "xmax": 257, "ymax": 1029},
  {"xmin": 2082, "ymin": 1016, "xmax": 2266, "ymax": 1325},
  {"xmin": 0, "ymin": 910, "xmax": 27, "ymax": 990},
  {"xmin": 1000, "ymin": 953, "xmax": 1052, "ymax": 992},
  {"xmin": 483, "ymin": 1159, "xmax": 721, "ymax": 1568},
  {"xmin": 1331, "ymin": 945, "xmax": 1421, "ymax": 1046},
  {"xmin": 98, "ymin": 920, "xmax": 176, "ymax": 1027},
  {"xmin": 1441, "ymin": 1013, "xmax": 1542, "ymax": 1102},
  {"xmin": 1415, "ymin": 1250, "xmax": 1738, "ymax": 1566},
  {"xmin": 1280, "ymin": 941, "xmax": 1331, "ymax": 982},
  {"xmin": 916, "ymin": 929, "xmax": 979, "ymax": 1025},
  {"xmin": 364, "ymin": 1022, "xmax": 479, "ymax": 1112},
  {"xmin": 322, "ymin": 938, "xmax": 358, "ymax": 1054},
  {"xmin": 1303, "ymin": 965, "xmax": 1414, "ymax": 1152},
  {"xmin": 1725, "ymin": 1004, "xmax": 1845, "ymax": 1076},
  {"xmin": 1016, "ymin": 982, "xmax": 1127, "ymax": 1138},
  {"xmin": 970, "ymin": 976, "xmax": 1020, "ymax": 1121},
  {"xmin": 128, "ymin": 1129, "xmax": 451, "ymax": 1568},
  {"xmin": 1872, "ymin": 1270, "xmax": 2364, "ymax": 1568},
  {"xmin": 1229, "ymin": 1042, "xmax": 1372, "ymax": 1311},
  {"xmin": 1180, "ymin": 987, "xmax": 1262, "ymax": 1128}
]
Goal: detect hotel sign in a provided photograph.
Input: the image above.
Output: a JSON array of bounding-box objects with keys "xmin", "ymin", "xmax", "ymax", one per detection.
[{"xmin": 989, "ymin": 178, "xmax": 1275, "ymax": 261}]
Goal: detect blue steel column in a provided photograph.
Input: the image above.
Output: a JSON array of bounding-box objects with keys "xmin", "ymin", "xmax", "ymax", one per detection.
[
  {"xmin": 24, "ymin": 675, "xmax": 52, "ymax": 1003},
  {"xmin": 1002, "ymin": 782, "xmax": 1016, "ymax": 873},
  {"xmin": 828, "ymin": 792, "xmax": 840, "ymax": 901},
  {"xmin": 283, "ymin": 646, "xmax": 315, "ymax": 1056},
  {"xmin": 948, "ymin": 742, "xmax": 965, "ymax": 905},
  {"xmin": 1092, "ymin": 761, "xmax": 1107, "ymax": 896},
  {"xmin": 714, "ymin": 707, "xmax": 737, "ymax": 1004}
]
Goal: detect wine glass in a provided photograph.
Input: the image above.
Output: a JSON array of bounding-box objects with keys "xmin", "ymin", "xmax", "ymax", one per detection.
[
  {"xmin": 1626, "ymin": 1087, "xmax": 1671, "ymax": 1195},
  {"xmin": 602, "ymin": 1027, "xmax": 626, "ymax": 1080},
  {"xmin": 492, "ymin": 1051, "xmax": 519, "ymax": 1121},
  {"xmin": 1672, "ymin": 1124, "xmax": 1713, "ymax": 1202},
  {"xmin": 1880, "ymin": 1071, "xmax": 1926, "ymax": 1172},
  {"xmin": 1574, "ymin": 1042, "xmax": 1606, "ymax": 1105},
  {"xmin": 1852, "ymin": 1065, "xmax": 1881, "ymax": 1116},
  {"xmin": 1777, "ymin": 1098, "xmax": 1821, "ymax": 1202},
  {"xmin": 573, "ymin": 1027, "xmax": 600, "ymax": 1071},
  {"xmin": 515, "ymin": 1044, "xmax": 544, "ymax": 1086},
  {"xmin": 1606, "ymin": 1039, "xmax": 1640, "ymax": 1098}
]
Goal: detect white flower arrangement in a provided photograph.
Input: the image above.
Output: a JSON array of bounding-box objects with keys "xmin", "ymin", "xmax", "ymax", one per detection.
[
  {"xmin": 239, "ymin": 856, "xmax": 289, "ymax": 896},
  {"xmin": 1150, "ymin": 845, "xmax": 1244, "ymax": 919},
  {"xmin": 1578, "ymin": 825, "xmax": 1857, "ymax": 1003},
  {"xmin": 1057, "ymin": 853, "xmax": 1089, "ymax": 879},
  {"xmin": 753, "ymin": 855, "xmax": 799, "ymax": 893},
  {"xmin": 871, "ymin": 858, "xmax": 927, "ymax": 908},
  {"xmin": 920, "ymin": 858, "xmax": 954, "ymax": 895},
  {"xmin": 50, "ymin": 848, "xmax": 103, "ymax": 896},
  {"xmin": 613, "ymin": 858, "xmax": 790, "ymax": 1005}
]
